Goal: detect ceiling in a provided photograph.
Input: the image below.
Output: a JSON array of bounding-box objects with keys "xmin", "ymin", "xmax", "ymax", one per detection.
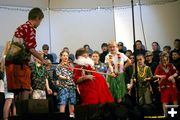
[{"xmin": 0, "ymin": 0, "xmax": 179, "ymax": 9}]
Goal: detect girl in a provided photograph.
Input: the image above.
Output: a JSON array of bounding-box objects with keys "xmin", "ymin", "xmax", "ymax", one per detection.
[
  {"xmin": 105, "ymin": 41, "xmax": 131, "ymax": 103},
  {"xmin": 155, "ymin": 52, "xmax": 178, "ymax": 115},
  {"xmin": 56, "ymin": 51, "xmax": 76, "ymax": 118}
]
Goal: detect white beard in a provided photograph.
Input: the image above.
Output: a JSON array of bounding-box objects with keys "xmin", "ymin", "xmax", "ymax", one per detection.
[{"xmin": 74, "ymin": 56, "xmax": 94, "ymax": 67}]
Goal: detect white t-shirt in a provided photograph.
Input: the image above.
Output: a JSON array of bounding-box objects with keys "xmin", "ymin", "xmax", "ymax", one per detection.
[{"xmin": 105, "ymin": 52, "xmax": 128, "ymax": 73}]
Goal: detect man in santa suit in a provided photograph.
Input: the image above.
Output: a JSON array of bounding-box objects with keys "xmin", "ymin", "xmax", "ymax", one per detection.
[{"xmin": 73, "ymin": 48, "xmax": 114, "ymax": 105}]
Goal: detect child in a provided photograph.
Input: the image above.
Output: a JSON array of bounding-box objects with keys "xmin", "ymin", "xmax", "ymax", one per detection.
[
  {"xmin": 155, "ymin": 52, "xmax": 178, "ymax": 115},
  {"xmin": 129, "ymin": 54, "xmax": 153, "ymax": 105},
  {"xmin": 56, "ymin": 51, "xmax": 76, "ymax": 118},
  {"xmin": 30, "ymin": 52, "xmax": 52, "ymax": 99},
  {"xmin": 105, "ymin": 41, "xmax": 131, "ymax": 103}
]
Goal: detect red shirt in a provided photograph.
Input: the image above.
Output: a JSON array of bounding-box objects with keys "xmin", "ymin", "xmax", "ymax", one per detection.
[
  {"xmin": 155, "ymin": 63, "xmax": 177, "ymax": 87},
  {"xmin": 14, "ymin": 21, "xmax": 36, "ymax": 49}
]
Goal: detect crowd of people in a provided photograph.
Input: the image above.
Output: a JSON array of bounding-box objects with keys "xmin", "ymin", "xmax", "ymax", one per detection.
[{"xmin": 0, "ymin": 7, "xmax": 180, "ymax": 120}]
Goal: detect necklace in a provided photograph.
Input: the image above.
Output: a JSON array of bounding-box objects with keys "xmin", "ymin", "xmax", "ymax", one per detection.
[
  {"xmin": 137, "ymin": 65, "xmax": 147, "ymax": 78},
  {"xmin": 162, "ymin": 66, "xmax": 169, "ymax": 73},
  {"xmin": 35, "ymin": 63, "xmax": 45, "ymax": 77}
]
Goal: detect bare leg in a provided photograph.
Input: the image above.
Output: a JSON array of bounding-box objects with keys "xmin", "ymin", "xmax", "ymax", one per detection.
[
  {"xmin": 69, "ymin": 105, "xmax": 75, "ymax": 118},
  {"xmin": 3, "ymin": 98, "xmax": 12, "ymax": 120},
  {"xmin": 162, "ymin": 102, "xmax": 167, "ymax": 115},
  {"xmin": 117, "ymin": 98, "xmax": 122, "ymax": 103},
  {"xmin": 59, "ymin": 105, "xmax": 66, "ymax": 113}
]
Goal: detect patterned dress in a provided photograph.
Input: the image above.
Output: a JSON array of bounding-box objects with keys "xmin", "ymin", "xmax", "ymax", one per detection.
[
  {"xmin": 94, "ymin": 62, "xmax": 107, "ymax": 78},
  {"xmin": 105, "ymin": 52, "xmax": 127, "ymax": 99},
  {"xmin": 132, "ymin": 65, "xmax": 153, "ymax": 105}
]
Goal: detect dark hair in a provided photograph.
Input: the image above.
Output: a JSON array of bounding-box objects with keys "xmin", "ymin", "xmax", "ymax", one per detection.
[
  {"xmin": 171, "ymin": 50, "xmax": 180, "ymax": 55},
  {"xmin": 42, "ymin": 44, "xmax": 49, "ymax": 50},
  {"xmin": 163, "ymin": 45, "xmax": 171, "ymax": 51},
  {"xmin": 152, "ymin": 41, "xmax": 160, "ymax": 50},
  {"xmin": 83, "ymin": 44, "xmax": 90, "ymax": 49},
  {"xmin": 174, "ymin": 39, "xmax": 180, "ymax": 42},
  {"xmin": 126, "ymin": 50, "xmax": 132, "ymax": 54},
  {"xmin": 60, "ymin": 50, "xmax": 69, "ymax": 57},
  {"xmin": 75, "ymin": 48, "xmax": 88, "ymax": 59},
  {"xmin": 118, "ymin": 42, "xmax": 124, "ymax": 46},
  {"xmin": 137, "ymin": 54, "xmax": 145, "ymax": 58},
  {"xmin": 101, "ymin": 43, "xmax": 108, "ymax": 48},
  {"xmin": 135, "ymin": 40, "xmax": 142, "ymax": 44},
  {"xmin": 28, "ymin": 8, "xmax": 44, "ymax": 20},
  {"xmin": 92, "ymin": 51, "xmax": 100, "ymax": 56}
]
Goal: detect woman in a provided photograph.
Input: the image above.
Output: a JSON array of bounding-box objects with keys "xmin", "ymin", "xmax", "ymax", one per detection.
[
  {"xmin": 105, "ymin": 41, "xmax": 131, "ymax": 103},
  {"xmin": 73, "ymin": 48, "xmax": 114, "ymax": 105},
  {"xmin": 155, "ymin": 52, "xmax": 178, "ymax": 115}
]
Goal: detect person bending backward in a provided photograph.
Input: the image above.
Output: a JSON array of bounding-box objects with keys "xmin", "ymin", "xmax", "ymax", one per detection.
[
  {"xmin": 155, "ymin": 52, "xmax": 178, "ymax": 115},
  {"xmin": 73, "ymin": 48, "xmax": 114, "ymax": 105},
  {"xmin": 5, "ymin": 8, "xmax": 47, "ymax": 101},
  {"xmin": 105, "ymin": 41, "xmax": 131, "ymax": 103}
]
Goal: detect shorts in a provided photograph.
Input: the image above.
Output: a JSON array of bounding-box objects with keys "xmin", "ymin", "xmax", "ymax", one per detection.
[
  {"xmin": 32, "ymin": 89, "xmax": 46, "ymax": 99},
  {"xmin": 6, "ymin": 63, "xmax": 31, "ymax": 91},
  {"xmin": 5, "ymin": 92, "xmax": 14, "ymax": 99},
  {"xmin": 57, "ymin": 88, "xmax": 76, "ymax": 105},
  {"xmin": 161, "ymin": 87, "xmax": 177, "ymax": 103}
]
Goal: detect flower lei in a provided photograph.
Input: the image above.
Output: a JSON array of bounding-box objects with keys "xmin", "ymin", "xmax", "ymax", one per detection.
[
  {"xmin": 108, "ymin": 53, "xmax": 121, "ymax": 74},
  {"xmin": 137, "ymin": 65, "xmax": 147, "ymax": 78},
  {"xmin": 35, "ymin": 63, "xmax": 45, "ymax": 77}
]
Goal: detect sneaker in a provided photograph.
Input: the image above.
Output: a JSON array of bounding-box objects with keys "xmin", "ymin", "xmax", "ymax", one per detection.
[{"xmin": 69, "ymin": 113, "xmax": 75, "ymax": 118}]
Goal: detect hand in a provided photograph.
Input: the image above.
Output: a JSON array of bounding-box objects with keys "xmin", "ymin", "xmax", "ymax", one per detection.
[
  {"xmin": 85, "ymin": 75, "xmax": 95, "ymax": 80},
  {"xmin": 42, "ymin": 59, "xmax": 48, "ymax": 65},
  {"xmin": 111, "ymin": 72, "xmax": 117, "ymax": 78},
  {"xmin": 66, "ymin": 76, "xmax": 70, "ymax": 80},
  {"xmin": 157, "ymin": 75, "xmax": 166, "ymax": 79},
  {"xmin": 168, "ymin": 76, "xmax": 175, "ymax": 82},
  {"xmin": 127, "ymin": 84, "xmax": 133, "ymax": 90},
  {"xmin": 56, "ymin": 80, "xmax": 60, "ymax": 85},
  {"xmin": 47, "ymin": 89, "xmax": 53, "ymax": 95}
]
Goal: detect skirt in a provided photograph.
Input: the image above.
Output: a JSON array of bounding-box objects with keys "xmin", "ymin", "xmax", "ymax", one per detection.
[{"xmin": 107, "ymin": 73, "xmax": 126, "ymax": 99}]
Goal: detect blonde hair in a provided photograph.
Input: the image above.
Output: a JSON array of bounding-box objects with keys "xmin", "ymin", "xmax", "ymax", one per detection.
[{"xmin": 108, "ymin": 40, "xmax": 117, "ymax": 46}]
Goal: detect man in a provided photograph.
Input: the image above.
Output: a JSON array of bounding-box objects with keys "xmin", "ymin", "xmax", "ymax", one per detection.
[
  {"xmin": 5, "ymin": 8, "xmax": 46, "ymax": 100},
  {"xmin": 133, "ymin": 40, "xmax": 146, "ymax": 56},
  {"xmin": 152, "ymin": 42, "xmax": 161, "ymax": 64},
  {"xmin": 42, "ymin": 44, "xmax": 53, "ymax": 62}
]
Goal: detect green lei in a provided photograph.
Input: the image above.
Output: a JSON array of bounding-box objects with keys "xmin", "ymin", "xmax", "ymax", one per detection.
[{"xmin": 35, "ymin": 63, "xmax": 45, "ymax": 77}]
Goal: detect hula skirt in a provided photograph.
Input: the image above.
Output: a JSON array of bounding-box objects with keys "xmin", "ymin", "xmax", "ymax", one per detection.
[{"xmin": 107, "ymin": 73, "xmax": 126, "ymax": 99}]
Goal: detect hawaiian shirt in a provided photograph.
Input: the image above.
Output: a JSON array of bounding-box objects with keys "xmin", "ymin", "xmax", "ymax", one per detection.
[
  {"xmin": 30, "ymin": 62, "xmax": 48, "ymax": 90},
  {"xmin": 56, "ymin": 63, "xmax": 76, "ymax": 89}
]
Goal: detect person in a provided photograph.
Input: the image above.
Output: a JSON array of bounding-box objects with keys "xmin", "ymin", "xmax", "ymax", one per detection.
[
  {"xmin": 42, "ymin": 44, "xmax": 54, "ymax": 63},
  {"xmin": 73, "ymin": 48, "xmax": 114, "ymax": 105},
  {"xmin": 155, "ymin": 52, "xmax": 178, "ymax": 115},
  {"xmin": 99, "ymin": 43, "xmax": 109, "ymax": 63},
  {"xmin": 145, "ymin": 51, "xmax": 160, "ymax": 104},
  {"xmin": 0, "ymin": 61, "xmax": 5, "ymax": 120},
  {"xmin": 45, "ymin": 60, "xmax": 58, "ymax": 112},
  {"xmin": 1, "ymin": 41, "xmax": 15, "ymax": 120},
  {"xmin": 105, "ymin": 41, "xmax": 131, "ymax": 103},
  {"xmin": 125, "ymin": 50, "xmax": 133, "ymax": 59},
  {"xmin": 56, "ymin": 51, "xmax": 76, "ymax": 118},
  {"xmin": 83, "ymin": 44, "xmax": 93, "ymax": 57},
  {"xmin": 163, "ymin": 46, "xmax": 171, "ymax": 54},
  {"xmin": 170, "ymin": 39, "xmax": 180, "ymax": 61},
  {"xmin": 129, "ymin": 54, "xmax": 153, "ymax": 106},
  {"xmin": 5, "ymin": 8, "xmax": 47, "ymax": 102},
  {"xmin": 91, "ymin": 51, "xmax": 108, "ymax": 78},
  {"xmin": 62, "ymin": 47, "xmax": 75, "ymax": 63},
  {"xmin": 30, "ymin": 52, "xmax": 52, "ymax": 99},
  {"xmin": 117, "ymin": 42, "xmax": 126, "ymax": 54},
  {"xmin": 152, "ymin": 42, "xmax": 161, "ymax": 64},
  {"xmin": 133, "ymin": 40, "xmax": 146, "ymax": 55}
]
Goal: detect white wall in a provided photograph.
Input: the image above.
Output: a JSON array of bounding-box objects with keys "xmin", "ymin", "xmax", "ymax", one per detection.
[
  {"xmin": 115, "ymin": 1, "xmax": 180, "ymax": 51},
  {"xmin": 0, "ymin": 8, "xmax": 50, "ymax": 57},
  {"xmin": 50, "ymin": 9, "xmax": 115, "ymax": 57}
]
